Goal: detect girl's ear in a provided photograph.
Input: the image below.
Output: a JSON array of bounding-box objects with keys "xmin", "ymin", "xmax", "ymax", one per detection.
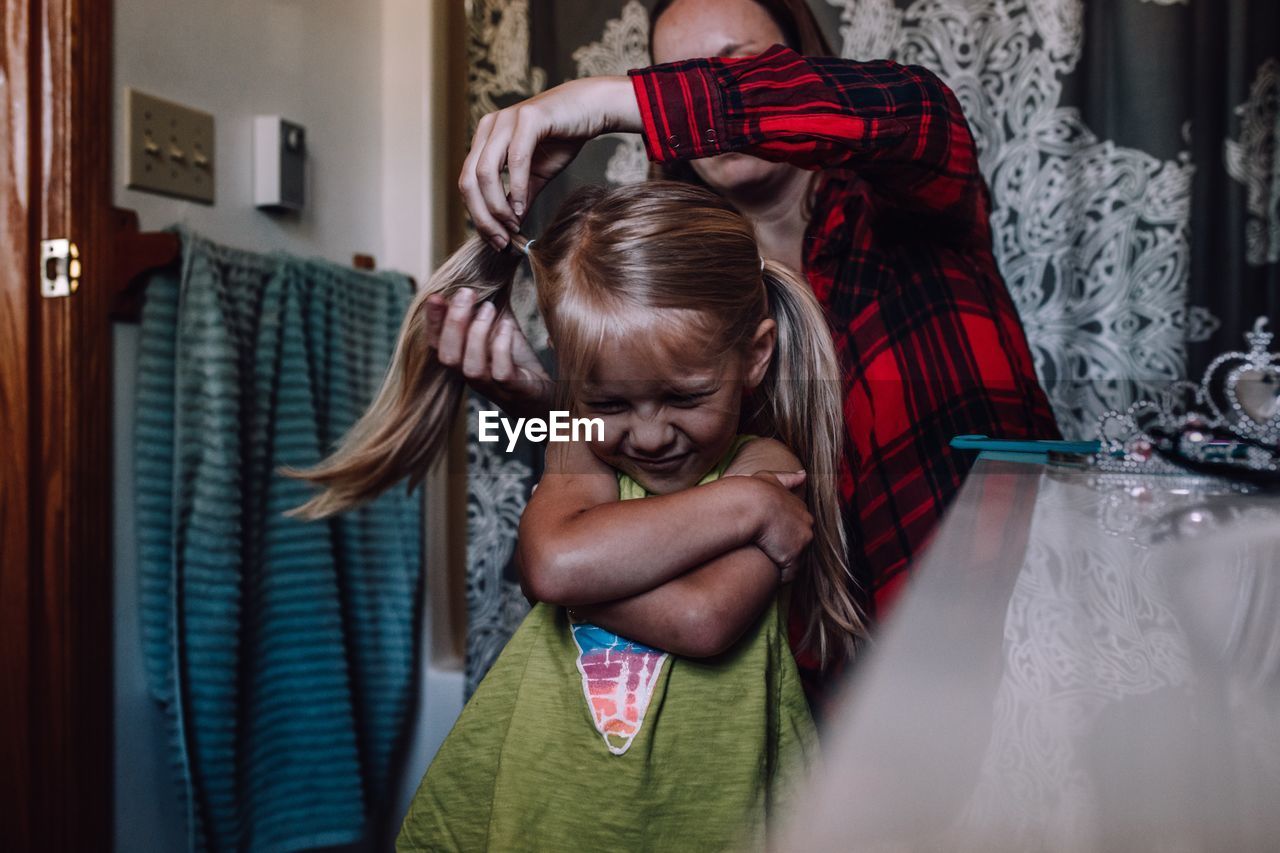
[{"xmin": 744, "ymin": 318, "xmax": 776, "ymax": 390}]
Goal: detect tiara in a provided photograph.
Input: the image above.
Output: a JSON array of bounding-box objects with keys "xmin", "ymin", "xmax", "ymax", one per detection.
[{"xmin": 1093, "ymin": 316, "xmax": 1280, "ymax": 488}]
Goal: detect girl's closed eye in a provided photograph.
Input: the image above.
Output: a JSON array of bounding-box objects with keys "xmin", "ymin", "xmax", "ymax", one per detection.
[
  {"xmin": 667, "ymin": 390, "xmax": 714, "ymax": 407},
  {"xmin": 583, "ymin": 397, "xmax": 629, "ymax": 413}
]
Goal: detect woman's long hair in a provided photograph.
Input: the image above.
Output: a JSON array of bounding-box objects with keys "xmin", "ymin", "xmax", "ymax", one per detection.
[{"xmin": 289, "ymin": 181, "xmax": 865, "ymax": 662}]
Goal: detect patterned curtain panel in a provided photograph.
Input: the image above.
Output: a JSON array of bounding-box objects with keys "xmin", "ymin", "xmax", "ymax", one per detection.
[{"xmin": 464, "ymin": 0, "xmax": 1280, "ymax": 692}]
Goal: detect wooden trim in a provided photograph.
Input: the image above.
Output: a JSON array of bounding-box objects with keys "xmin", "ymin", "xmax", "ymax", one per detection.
[
  {"xmin": 27, "ymin": 0, "xmax": 115, "ymax": 847},
  {"xmin": 1, "ymin": 0, "xmax": 36, "ymax": 847}
]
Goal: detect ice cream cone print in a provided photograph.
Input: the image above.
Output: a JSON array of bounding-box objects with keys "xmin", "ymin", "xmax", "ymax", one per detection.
[{"xmin": 568, "ymin": 616, "xmax": 668, "ymax": 755}]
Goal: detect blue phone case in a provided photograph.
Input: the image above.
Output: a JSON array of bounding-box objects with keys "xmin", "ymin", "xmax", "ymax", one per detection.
[{"xmin": 950, "ymin": 434, "xmax": 1101, "ymax": 455}]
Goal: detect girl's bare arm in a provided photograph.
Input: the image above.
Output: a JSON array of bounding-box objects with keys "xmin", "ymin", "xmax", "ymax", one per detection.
[
  {"xmin": 572, "ymin": 544, "xmax": 780, "ymax": 658},
  {"xmin": 566, "ymin": 439, "xmax": 806, "ymax": 657},
  {"xmin": 520, "ymin": 438, "xmax": 809, "ymax": 656},
  {"xmin": 516, "ymin": 437, "xmax": 810, "ymax": 606}
]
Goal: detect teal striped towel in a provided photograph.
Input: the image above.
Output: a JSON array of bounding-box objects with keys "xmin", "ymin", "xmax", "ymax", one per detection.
[{"xmin": 135, "ymin": 229, "xmax": 422, "ymax": 852}]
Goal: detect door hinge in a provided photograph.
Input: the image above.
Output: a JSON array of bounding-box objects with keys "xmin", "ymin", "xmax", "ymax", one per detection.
[{"xmin": 41, "ymin": 238, "xmax": 81, "ymax": 297}]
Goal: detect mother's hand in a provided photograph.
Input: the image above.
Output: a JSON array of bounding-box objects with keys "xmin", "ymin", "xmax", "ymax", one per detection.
[
  {"xmin": 427, "ymin": 288, "xmax": 554, "ymax": 420},
  {"xmin": 459, "ymin": 76, "xmax": 641, "ymax": 250}
]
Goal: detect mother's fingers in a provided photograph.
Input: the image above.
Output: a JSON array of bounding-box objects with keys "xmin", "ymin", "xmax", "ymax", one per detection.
[
  {"xmin": 459, "ymin": 113, "xmax": 511, "ymax": 250},
  {"xmin": 424, "ymin": 294, "xmax": 450, "ymax": 350},
  {"xmin": 461, "ymin": 301, "xmax": 499, "ymax": 379},
  {"xmin": 475, "ymin": 109, "xmax": 521, "ymax": 232},
  {"xmin": 505, "ymin": 105, "xmax": 542, "ymax": 217},
  {"xmin": 436, "ymin": 288, "xmax": 477, "ymax": 366},
  {"xmin": 490, "ymin": 316, "xmax": 516, "ymax": 384}
]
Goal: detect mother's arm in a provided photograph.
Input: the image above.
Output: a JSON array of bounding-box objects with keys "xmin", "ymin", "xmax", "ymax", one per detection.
[
  {"xmin": 628, "ymin": 44, "xmax": 988, "ymax": 244},
  {"xmin": 461, "ymin": 45, "xmax": 988, "ymax": 250}
]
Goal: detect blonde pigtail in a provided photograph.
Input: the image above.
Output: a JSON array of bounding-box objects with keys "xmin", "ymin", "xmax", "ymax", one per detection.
[
  {"xmin": 759, "ymin": 259, "xmax": 868, "ymax": 664},
  {"xmin": 286, "ymin": 235, "xmax": 525, "ymax": 519}
]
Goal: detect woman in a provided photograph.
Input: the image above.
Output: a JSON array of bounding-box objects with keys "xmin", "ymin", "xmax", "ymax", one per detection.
[{"xmin": 441, "ymin": 0, "xmax": 1060, "ymax": 715}]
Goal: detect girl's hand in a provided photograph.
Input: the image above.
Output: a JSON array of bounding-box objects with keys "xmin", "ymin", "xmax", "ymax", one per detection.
[
  {"xmin": 748, "ymin": 469, "xmax": 813, "ymax": 582},
  {"xmin": 427, "ymin": 288, "xmax": 554, "ymax": 420},
  {"xmin": 459, "ymin": 76, "xmax": 642, "ymax": 250}
]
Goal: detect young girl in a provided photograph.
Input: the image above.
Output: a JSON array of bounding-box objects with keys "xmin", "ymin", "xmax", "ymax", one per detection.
[{"xmin": 291, "ymin": 181, "xmax": 866, "ymax": 851}]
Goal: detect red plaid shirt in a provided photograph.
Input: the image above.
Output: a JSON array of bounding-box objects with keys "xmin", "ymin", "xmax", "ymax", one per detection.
[{"xmin": 630, "ymin": 45, "xmax": 1060, "ymax": 713}]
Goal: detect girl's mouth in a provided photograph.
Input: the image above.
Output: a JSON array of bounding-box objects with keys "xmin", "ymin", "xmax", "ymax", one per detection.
[{"xmin": 629, "ymin": 452, "xmax": 689, "ymax": 472}]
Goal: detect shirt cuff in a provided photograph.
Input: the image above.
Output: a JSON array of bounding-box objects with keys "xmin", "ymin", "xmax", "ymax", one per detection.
[{"xmin": 628, "ymin": 60, "xmax": 729, "ymax": 164}]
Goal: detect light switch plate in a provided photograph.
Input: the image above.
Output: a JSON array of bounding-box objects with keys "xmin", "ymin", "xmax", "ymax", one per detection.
[{"xmin": 125, "ymin": 88, "xmax": 215, "ymax": 204}]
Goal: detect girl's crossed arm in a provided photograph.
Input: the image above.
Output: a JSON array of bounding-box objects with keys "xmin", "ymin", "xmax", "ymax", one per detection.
[{"xmin": 518, "ymin": 437, "xmax": 809, "ymax": 657}]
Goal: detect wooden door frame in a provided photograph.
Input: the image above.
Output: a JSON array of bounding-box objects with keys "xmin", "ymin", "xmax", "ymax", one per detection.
[{"xmin": 2, "ymin": 0, "xmax": 115, "ymax": 849}]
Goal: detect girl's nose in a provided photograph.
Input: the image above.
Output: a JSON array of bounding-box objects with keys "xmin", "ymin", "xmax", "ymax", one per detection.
[{"xmin": 627, "ymin": 417, "xmax": 677, "ymax": 456}]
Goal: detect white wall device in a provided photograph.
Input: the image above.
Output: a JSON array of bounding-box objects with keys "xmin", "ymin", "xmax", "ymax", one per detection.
[{"xmin": 254, "ymin": 116, "xmax": 307, "ymax": 211}]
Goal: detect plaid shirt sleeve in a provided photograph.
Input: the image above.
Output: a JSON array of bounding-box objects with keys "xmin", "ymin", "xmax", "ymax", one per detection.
[{"xmin": 628, "ymin": 43, "xmax": 989, "ymax": 244}]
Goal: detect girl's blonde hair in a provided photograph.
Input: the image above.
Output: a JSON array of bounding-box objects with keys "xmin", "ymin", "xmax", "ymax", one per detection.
[{"xmin": 289, "ymin": 181, "xmax": 866, "ymax": 663}]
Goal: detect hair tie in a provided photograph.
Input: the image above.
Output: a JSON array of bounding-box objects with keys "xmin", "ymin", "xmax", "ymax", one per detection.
[
  {"xmin": 522, "ymin": 238, "xmax": 537, "ymax": 256},
  {"xmin": 759, "ymin": 256, "xmax": 766, "ymax": 273}
]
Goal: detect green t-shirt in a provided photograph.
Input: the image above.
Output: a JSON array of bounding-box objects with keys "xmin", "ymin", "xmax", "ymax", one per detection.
[{"xmin": 397, "ymin": 436, "xmax": 816, "ymax": 852}]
